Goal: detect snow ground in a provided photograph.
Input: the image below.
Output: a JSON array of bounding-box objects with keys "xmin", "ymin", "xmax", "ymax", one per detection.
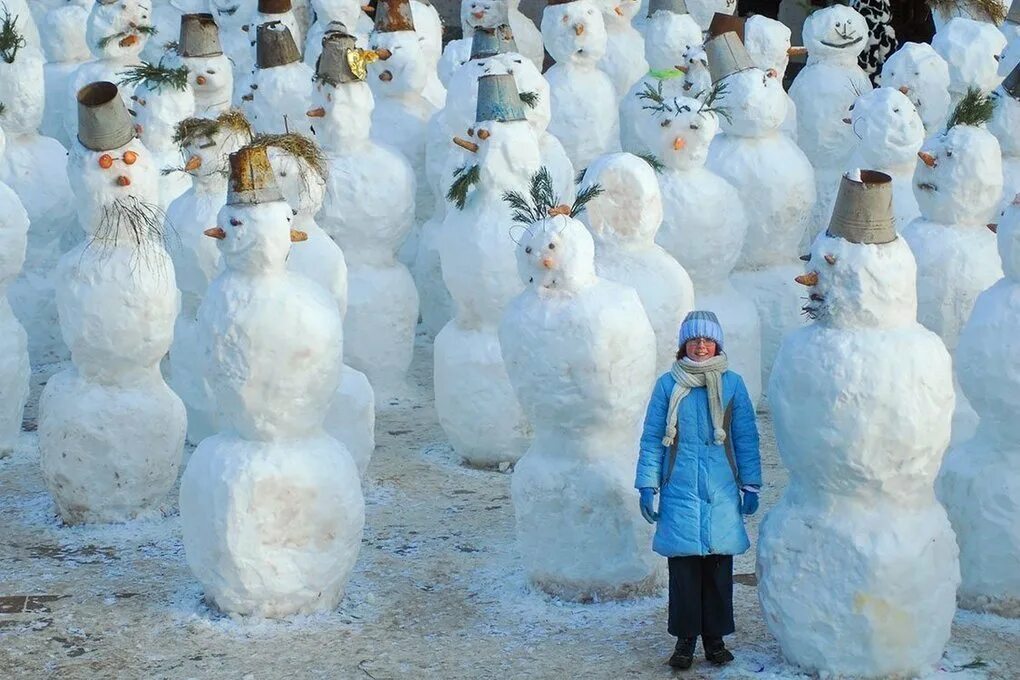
[{"xmin": 1, "ymin": 334, "xmax": 1017, "ymax": 679}]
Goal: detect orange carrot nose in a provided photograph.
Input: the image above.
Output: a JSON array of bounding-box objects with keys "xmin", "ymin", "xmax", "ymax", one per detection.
[
  {"xmin": 116, "ymin": 175, "xmax": 131, "ymax": 187},
  {"xmin": 795, "ymin": 271, "xmax": 819, "ymax": 286},
  {"xmin": 574, "ymin": 23, "xmax": 585, "ymax": 35},
  {"xmin": 379, "ymin": 70, "xmax": 393, "ymax": 82},
  {"xmin": 787, "ymin": 46, "xmax": 807, "ymax": 58},
  {"xmin": 988, "ymin": 223, "xmax": 999, "ymax": 234},
  {"xmin": 204, "ymin": 227, "xmax": 226, "ymax": 240},
  {"xmin": 196, "ymin": 75, "xmax": 207, "ymax": 85},
  {"xmin": 542, "ymin": 257, "xmax": 555, "ymax": 269},
  {"xmin": 374, "ymin": 48, "xmax": 392, "ymax": 60},
  {"xmin": 118, "ymin": 34, "xmax": 139, "ymax": 47},
  {"xmin": 184, "ymin": 155, "xmax": 202, "ymax": 172},
  {"xmin": 290, "ymin": 228, "xmax": 308, "ymax": 242},
  {"xmin": 673, "ymin": 64, "xmax": 688, "ymax": 73},
  {"xmin": 306, "ymin": 106, "xmax": 326, "ymax": 118},
  {"xmin": 452, "ymin": 136, "xmax": 479, "ymax": 153},
  {"xmin": 898, "ymin": 85, "xmax": 910, "ymax": 95},
  {"xmin": 472, "ymin": 10, "xmax": 485, "ymax": 18},
  {"xmin": 614, "ymin": 5, "xmax": 624, "ymax": 15},
  {"xmin": 917, "ymin": 151, "xmax": 937, "ymax": 168},
  {"xmin": 673, "ymin": 137, "xmax": 686, "ymax": 151}
]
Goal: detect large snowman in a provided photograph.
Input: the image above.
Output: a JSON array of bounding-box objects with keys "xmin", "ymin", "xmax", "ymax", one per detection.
[
  {"xmin": 309, "ymin": 28, "xmax": 418, "ymax": 400},
  {"xmin": 0, "ymin": 17, "xmax": 77, "ymax": 365},
  {"xmin": 39, "ymin": 2, "xmax": 92, "ymax": 148},
  {"xmin": 789, "ymin": 3, "xmax": 872, "ymax": 244},
  {"xmin": 178, "ymin": 13, "xmax": 235, "ymax": 116},
  {"xmin": 595, "ymin": 0, "xmax": 647, "ymax": 99},
  {"xmin": 638, "ymin": 93, "xmax": 762, "ymax": 405},
  {"xmin": 179, "ymin": 144, "xmax": 364, "ymax": 617},
  {"xmin": 39, "ymin": 81, "xmax": 186, "ymax": 524},
  {"xmin": 241, "ymin": 21, "xmax": 314, "ymax": 135},
  {"xmin": 0, "ymin": 125, "xmax": 30, "ymax": 458},
  {"xmin": 743, "ymin": 13, "xmax": 797, "ymax": 141},
  {"xmin": 989, "ymin": 64, "xmax": 1020, "ymax": 214},
  {"xmin": 878, "ymin": 42, "xmax": 952, "ymax": 136},
  {"xmin": 932, "ymin": 17, "xmax": 1006, "ymax": 107},
  {"xmin": 903, "ymin": 92, "xmax": 1003, "ymax": 443},
  {"xmin": 938, "ymin": 194, "xmax": 1020, "ymax": 618},
  {"xmin": 706, "ymin": 31, "xmax": 815, "ymax": 395},
  {"xmin": 580, "ymin": 153, "xmax": 693, "ymax": 372},
  {"xmin": 542, "ymin": 0, "xmax": 620, "ymax": 170},
  {"xmin": 434, "ymin": 74, "xmax": 537, "ymax": 467},
  {"xmin": 500, "ymin": 211, "xmax": 662, "ymax": 600},
  {"xmin": 846, "ymin": 86, "xmax": 926, "ymax": 228},
  {"xmin": 758, "ymin": 170, "xmax": 959, "ymax": 677}
]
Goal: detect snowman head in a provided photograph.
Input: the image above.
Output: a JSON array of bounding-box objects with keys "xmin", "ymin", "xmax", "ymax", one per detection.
[
  {"xmin": 210, "ymin": 0, "xmax": 246, "ymax": 30},
  {"xmin": 801, "ymin": 4, "xmax": 867, "ymax": 62},
  {"xmin": 932, "ymin": 18, "xmax": 1007, "ymax": 97},
  {"xmin": 744, "ymin": 14, "xmax": 791, "ymax": 76},
  {"xmin": 459, "ymin": 73, "xmax": 542, "ymax": 188},
  {"xmin": 0, "ymin": 45, "xmax": 45, "ymax": 135},
  {"xmin": 995, "ymin": 194, "xmax": 1020, "ymax": 281},
  {"xmin": 491, "ymin": 52, "xmax": 551, "ymax": 134},
  {"xmin": 640, "ymin": 93, "xmax": 718, "ymax": 170},
  {"xmin": 989, "ymin": 81, "xmax": 1020, "ymax": 156},
  {"xmin": 594, "ymin": 0, "xmax": 641, "ymax": 24},
  {"xmin": 878, "ymin": 42, "xmax": 951, "ymax": 132},
  {"xmin": 175, "ymin": 109, "xmax": 253, "ymax": 182},
  {"xmin": 540, "ymin": 0, "xmax": 607, "ymax": 65},
  {"xmin": 263, "ymin": 133, "xmax": 328, "ymax": 218},
  {"xmin": 581, "ymin": 152, "xmax": 663, "ymax": 244},
  {"xmin": 308, "ymin": 29, "xmax": 377, "ymax": 147},
  {"xmin": 411, "ymin": 0, "xmax": 444, "ymax": 66},
  {"xmin": 178, "ymin": 13, "xmax": 234, "ymax": 109},
  {"xmin": 515, "ymin": 214, "xmax": 597, "ymax": 292},
  {"xmin": 460, "ymin": 0, "xmax": 508, "ymax": 32},
  {"xmin": 310, "ymin": 0, "xmax": 362, "ymax": 26},
  {"xmin": 41, "ymin": 3, "xmax": 91, "ymax": 63},
  {"xmin": 123, "ymin": 61, "xmax": 197, "ymax": 151},
  {"xmin": 368, "ymin": 30, "xmax": 428, "ymax": 94},
  {"xmin": 716, "ymin": 66, "xmax": 785, "ymax": 136},
  {"xmin": 847, "ymin": 87, "xmax": 925, "ymax": 169},
  {"xmin": 86, "ymin": 0, "xmax": 154, "ymax": 60},
  {"xmin": 643, "ymin": 10, "xmax": 702, "ymax": 72}
]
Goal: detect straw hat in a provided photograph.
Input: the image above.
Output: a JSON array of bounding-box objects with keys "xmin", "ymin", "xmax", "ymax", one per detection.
[
  {"xmin": 76, "ymin": 81, "xmax": 135, "ymax": 152},
  {"xmin": 826, "ymin": 170, "xmax": 896, "ymax": 245}
]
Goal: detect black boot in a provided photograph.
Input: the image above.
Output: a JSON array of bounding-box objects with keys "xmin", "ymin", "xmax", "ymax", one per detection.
[
  {"xmin": 668, "ymin": 637, "xmax": 696, "ymax": 669},
  {"xmin": 703, "ymin": 637, "xmax": 734, "ymax": 665}
]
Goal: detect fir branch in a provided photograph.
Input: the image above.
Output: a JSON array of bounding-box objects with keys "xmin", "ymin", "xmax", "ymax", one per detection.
[
  {"xmin": 927, "ymin": 0, "xmax": 1006, "ymax": 24},
  {"xmin": 574, "ymin": 167, "xmax": 587, "ymax": 185},
  {"xmin": 947, "ymin": 87, "xmax": 996, "ymax": 129},
  {"xmin": 519, "ymin": 91, "xmax": 539, "ymax": 109},
  {"xmin": 502, "ymin": 187, "xmax": 541, "ymax": 224},
  {"xmin": 163, "ymin": 40, "xmax": 180, "ymax": 54},
  {"xmin": 0, "ymin": 5, "xmax": 26, "ymax": 64},
  {"xmin": 528, "ymin": 167, "xmax": 556, "ymax": 218},
  {"xmin": 570, "ymin": 182, "xmax": 603, "ymax": 218},
  {"xmin": 637, "ymin": 80, "xmax": 671, "ymax": 114},
  {"xmin": 698, "ymin": 80, "xmax": 732, "ymax": 125},
  {"xmin": 637, "ymin": 152, "xmax": 665, "ymax": 174},
  {"xmin": 447, "ymin": 164, "xmax": 480, "ymax": 210},
  {"xmin": 118, "ymin": 59, "xmax": 190, "ymax": 93},
  {"xmin": 97, "ymin": 23, "xmax": 157, "ymax": 50}
]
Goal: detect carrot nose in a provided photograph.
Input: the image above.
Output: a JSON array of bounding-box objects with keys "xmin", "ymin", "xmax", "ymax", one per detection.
[
  {"xmin": 306, "ymin": 106, "xmax": 326, "ymax": 118},
  {"xmin": 542, "ymin": 257, "xmax": 555, "ymax": 269},
  {"xmin": 898, "ymin": 85, "xmax": 910, "ymax": 95},
  {"xmin": 184, "ymin": 155, "xmax": 202, "ymax": 172},
  {"xmin": 673, "ymin": 64, "xmax": 688, "ymax": 73},
  {"xmin": 118, "ymin": 34, "xmax": 139, "ymax": 48},
  {"xmin": 116, "ymin": 175, "xmax": 131, "ymax": 187},
  {"xmin": 374, "ymin": 48, "xmax": 392, "ymax": 60},
  {"xmin": 917, "ymin": 151, "xmax": 937, "ymax": 168},
  {"xmin": 795, "ymin": 271, "xmax": 819, "ymax": 286},
  {"xmin": 196, "ymin": 75, "xmax": 207, "ymax": 85},
  {"xmin": 614, "ymin": 5, "xmax": 624, "ymax": 15},
  {"xmin": 787, "ymin": 46, "xmax": 807, "ymax": 58},
  {"xmin": 204, "ymin": 227, "xmax": 226, "ymax": 240},
  {"xmin": 472, "ymin": 10, "xmax": 485, "ymax": 18},
  {"xmin": 290, "ymin": 228, "xmax": 308, "ymax": 242},
  {"xmin": 452, "ymin": 136, "xmax": 479, "ymax": 153},
  {"xmin": 673, "ymin": 137, "xmax": 685, "ymax": 151},
  {"xmin": 574, "ymin": 23, "xmax": 585, "ymax": 35}
]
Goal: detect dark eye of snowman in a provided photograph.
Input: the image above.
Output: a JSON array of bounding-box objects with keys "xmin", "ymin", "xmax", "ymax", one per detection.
[
  {"xmin": 690, "ymin": 123, "xmax": 699, "ymax": 130},
  {"xmin": 230, "ymin": 217, "xmax": 242, "ymax": 226},
  {"xmin": 995, "ymin": 54, "xmax": 1002, "ymax": 61},
  {"xmin": 548, "ymin": 243, "xmax": 555, "ymax": 249},
  {"xmin": 893, "ymin": 108, "xmax": 900, "ymax": 113},
  {"xmin": 525, "ymin": 246, "xmax": 532, "ymax": 253},
  {"xmin": 514, "ymin": 59, "xmax": 522, "ymax": 64},
  {"xmin": 914, "ymin": 71, "xmax": 919, "ymax": 76},
  {"xmin": 206, "ymin": 69, "xmax": 216, "ymax": 74},
  {"xmin": 945, "ymin": 150, "xmax": 953, "ymax": 157},
  {"xmin": 660, "ymin": 119, "xmax": 671, "ymax": 127}
]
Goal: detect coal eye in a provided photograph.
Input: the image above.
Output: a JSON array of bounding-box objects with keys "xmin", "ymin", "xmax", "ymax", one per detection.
[
  {"xmin": 946, "ymin": 150, "xmax": 953, "ymax": 157},
  {"xmin": 525, "ymin": 246, "xmax": 532, "ymax": 253},
  {"xmin": 690, "ymin": 123, "xmax": 699, "ymax": 130},
  {"xmin": 230, "ymin": 217, "xmax": 242, "ymax": 226},
  {"xmin": 660, "ymin": 119, "xmax": 671, "ymax": 127},
  {"xmin": 548, "ymin": 243, "xmax": 555, "ymax": 249},
  {"xmin": 893, "ymin": 108, "xmax": 899, "ymax": 113},
  {"xmin": 206, "ymin": 69, "xmax": 216, "ymax": 74}
]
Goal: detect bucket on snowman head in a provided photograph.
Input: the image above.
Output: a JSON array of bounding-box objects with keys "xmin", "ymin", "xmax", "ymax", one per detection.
[
  {"xmin": 256, "ymin": 21, "xmax": 301, "ymax": 69},
  {"xmin": 258, "ymin": 0, "xmax": 293, "ymax": 15},
  {"xmin": 1003, "ymin": 62, "xmax": 1020, "ymax": 100},
  {"xmin": 180, "ymin": 13, "xmax": 223, "ymax": 58},
  {"xmin": 476, "ymin": 73, "xmax": 527, "ymax": 123},
  {"xmin": 77, "ymin": 81, "xmax": 135, "ymax": 152},
  {"xmin": 226, "ymin": 145, "xmax": 285, "ymax": 205},
  {"xmin": 708, "ymin": 12, "xmax": 745, "ymax": 41},
  {"xmin": 316, "ymin": 28, "xmax": 362, "ymax": 85},
  {"xmin": 470, "ymin": 25, "xmax": 517, "ymax": 60},
  {"xmin": 826, "ymin": 170, "xmax": 896, "ymax": 245},
  {"xmin": 374, "ymin": 0, "xmax": 416, "ymax": 32},
  {"xmin": 706, "ymin": 31, "xmax": 755, "ymax": 84},
  {"xmin": 647, "ymin": 0, "xmax": 689, "ymax": 18}
]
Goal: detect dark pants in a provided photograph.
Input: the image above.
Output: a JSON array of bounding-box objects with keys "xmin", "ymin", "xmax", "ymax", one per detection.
[{"xmin": 667, "ymin": 555, "xmax": 735, "ymax": 640}]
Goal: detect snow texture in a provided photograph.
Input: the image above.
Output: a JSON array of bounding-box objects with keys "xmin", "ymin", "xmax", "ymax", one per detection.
[
  {"xmin": 39, "ymin": 3, "xmax": 91, "ymax": 147},
  {"xmin": 932, "ymin": 18, "xmax": 1007, "ymax": 106},
  {"xmin": 304, "ymin": 0, "xmax": 370, "ymax": 71},
  {"xmin": 988, "ymin": 85, "xmax": 1020, "ymax": 215},
  {"xmin": 242, "ymin": 61, "xmax": 315, "ymax": 136},
  {"xmin": 879, "ymin": 42, "xmax": 952, "ymax": 136},
  {"xmin": 594, "ymin": 0, "xmax": 647, "ymax": 100}
]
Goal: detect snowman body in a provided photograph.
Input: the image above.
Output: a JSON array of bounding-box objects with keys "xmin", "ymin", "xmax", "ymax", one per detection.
[
  {"xmin": 1, "ymin": 44, "xmax": 77, "ymax": 365},
  {"xmin": 988, "ymin": 86, "xmax": 1020, "ymax": 215},
  {"xmin": 314, "ymin": 79, "xmax": 418, "ymax": 400},
  {"xmin": 758, "ymin": 230, "xmax": 959, "ymax": 677},
  {"xmin": 208, "ymin": 0, "xmax": 254, "ymax": 103},
  {"xmin": 39, "ymin": 3, "xmax": 92, "ymax": 147},
  {"xmin": 932, "ymin": 17, "xmax": 1006, "ymax": 107},
  {"xmin": 39, "ymin": 134, "xmax": 186, "ymax": 524},
  {"xmin": 789, "ymin": 5, "xmax": 872, "ymax": 246},
  {"xmin": 542, "ymin": 0, "xmax": 620, "ymax": 170},
  {"xmin": 938, "ymin": 201, "xmax": 1020, "ymax": 617},
  {"xmin": 879, "ymin": 42, "xmax": 951, "ymax": 136},
  {"xmin": 242, "ymin": 61, "xmax": 315, "ymax": 135},
  {"xmin": 434, "ymin": 119, "xmax": 539, "ymax": 467},
  {"xmin": 707, "ymin": 67, "xmax": 815, "ymax": 394},
  {"xmin": 500, "ymin": 215, "xmax": 661, "ymax": 600},
  {"xmin": 131, "ymin": 80, "xmax": 196, "ymax": 210},
  {"xmin": 180, "ymin": 195, "xmax": 364, "ymax": 617},
  {"xmin": 596, "ymin": 0, "xmax": 647, "ymax": 100},
  {"xmin": 182, "ymin": 52, "xmax": 234, "ymax": 115}
]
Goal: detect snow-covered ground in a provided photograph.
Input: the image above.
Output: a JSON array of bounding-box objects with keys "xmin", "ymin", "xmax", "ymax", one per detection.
[{"xmin": 0, "ymin": 334, "xmax": 1016, "ymax": 678}]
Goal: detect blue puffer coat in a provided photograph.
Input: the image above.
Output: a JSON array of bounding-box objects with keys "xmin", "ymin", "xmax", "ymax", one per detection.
[{"xmin": 635, "ymin": 370, "xmax": 762, "ymax": 558}]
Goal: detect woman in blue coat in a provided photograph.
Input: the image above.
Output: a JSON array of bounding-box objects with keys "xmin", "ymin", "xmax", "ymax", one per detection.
[{"xmin": 635, "ymin": 310, "xmax": 762, "ymax": 670}]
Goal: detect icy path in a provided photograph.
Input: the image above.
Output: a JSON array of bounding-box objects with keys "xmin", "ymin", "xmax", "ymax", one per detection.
[{"xmin": 0, "ymin": 335, "xmax": 1015, "ymax": 678}]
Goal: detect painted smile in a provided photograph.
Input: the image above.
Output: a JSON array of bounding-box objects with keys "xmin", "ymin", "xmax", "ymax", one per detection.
[
  {"xmin": 916, "ymin": 182, "xmax": 937, "ymax": 192},
  {"xmin": 820, "ymin": 36, "xmax": 862, "ymax": 48}
]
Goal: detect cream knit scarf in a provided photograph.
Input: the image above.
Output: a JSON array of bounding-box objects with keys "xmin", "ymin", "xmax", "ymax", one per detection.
[{"xmin": 661, "ymin": 354, "xmax": 729, "ymax": 448}]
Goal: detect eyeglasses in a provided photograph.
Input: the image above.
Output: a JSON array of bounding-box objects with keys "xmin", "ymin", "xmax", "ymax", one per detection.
[{"xmin": 686, "ymin": 338, "xmax": 715, "ymax": 346}]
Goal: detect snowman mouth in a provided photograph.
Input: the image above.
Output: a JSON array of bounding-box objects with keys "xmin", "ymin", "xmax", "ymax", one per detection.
[
  {"xmin": 820, "ymin": 36, "xmax": 862, "ymax": 49},
  {"xmin": 916, "ymin": 181, "xmax": 937, "ymax": 192},
  {"xmin": 217, "ymin": 5, "xmax": 239, "ymax": 15}
]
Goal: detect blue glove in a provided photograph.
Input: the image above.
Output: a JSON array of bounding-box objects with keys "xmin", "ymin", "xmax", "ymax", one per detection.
[
  {"xmin": 741, "ymin": 490, "xmax": 759, "ymax": 516},
  {"xmin": 639, "ymin": 487, "xmax": 658, "ymax": 524}
]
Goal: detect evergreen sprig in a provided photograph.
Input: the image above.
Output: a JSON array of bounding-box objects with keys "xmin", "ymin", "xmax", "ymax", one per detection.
[
  {"xmin": 118, "ymin": 59, "xmax": 190, "ymax": 92},
  {"xmin": 946, "ymin": 87, "xmax": 996, "ymax": 130},
  {"xmin": 637, "ymin": 80, "xmax": 669, "ymax": 113},
  {"xmin": 570, "ymin": 182, "xmax": 603, "ymax": 218},
  {"xmin": 503, "ymin": 167, "xmax": 603, "ymax": 223},
  {"xmin": 0, "ymin": 5, "xmax": 26, "ymax": 64},
  {"xmin": 698, "ymin": 80, "xmax": 732, "ymax": 125},
  {"xmin": 519, "ymin": 91, "xmax": 539, "ymax": 109},
  {"xmin": 447, "ymin": 164, "xmax": 480, "ymax": 210},
  {"xmin": 637, "ymin": 152, "xmax": 665, "ymax": 174},
  {"xmin": 98, "ymin": 23, "xmax": 157, "ymax": 50}
]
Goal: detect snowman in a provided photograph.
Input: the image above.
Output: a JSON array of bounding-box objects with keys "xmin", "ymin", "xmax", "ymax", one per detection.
[
  {"xmin": 436, "ymin": 0, "xmax": 508, "ymax": 86},
  {"xmin": 121, "ymin": 59, "xmax": 197, "ymax": 210},
  {"xmin": 542, "ymin": 0, "xmax": 620, "ymax": 171},
  {"xmin": 141, "ymin": 0, "xmax": 208, "ymax": 62},
  {"xmin": 252, "ymin": 0, "xmax": 304, "ymax": 55},
  {"xmin": 619, "ymin": 0, "xmax": 702, "ymax": 156},
  {"xmin": 179, "ymin": 144, "xmax": 364, "ymax": 617},
  {"xmin": 846, "ymin": 87, "xmax": 926, "ymax": 228},
  {"xmin": 595, "ymin": 0, "xmax": 647, "ymax": 99},
  {"xmin": 788, "ymin": 3, "xmax": 872, "ymax": 244},
  {"xmin": 0, "ymin": 125, "xmax": 30, "ymax": 458},
  {"xmin": 705, "ymin": 31, "xmax": 816, "ymax": 394},
  {"xmin": 166, "ymin": 108, "xmax": 252, "ymax": 443},
  {"xmin": 932, "ymin": 18, "xmax": 1007, "ymax": 107},
  {"xmin": 411, "ymin": 0, "xmax": 447, "ymax": 109},
  {"xmin": 637, "ymin": 93, "xmax": 763, "ymax": 404},
  {"xmin": 999, "ymin": 2, "xmax": 1020, "ymax": 76},
  {"xmin": 367, "ymin": 0, "xmax": 438, "ymax": 260},
  {"xmin": 938, "ymin": 194, "xmax": 1020, "ymax": 617},
  {"xmin": 743, "ymin": 14, "xmax": 797, "ymax": 141},
  {"xmin": 303, "ymin": 0, "xmax": 369, "ymax": 67},
  {"xmin": 208, "ymin": 0, "xmax": 254, "ymax": 104},
  {"xmin": 758, "ymin": 169, "xmax": 959, "ymax": 678},
  {"xmin": 0, "ymin": 16, "xmax": 78, "ymax": 365},
  {"xmin": 179, "ymin": 13, "xmax": 234, "ymax": 115},
  {"xmin": 878, "ymin": 42, "xmax": 952, "ymax": 136},
  {"xmin": 434, "ymin": 74, "xmax": 538, "ymax": 467},
  {"xmin": 579, "ymin": 152, "xmax": 694, "ymax": 372},
  {"xmin": 241, "ymin": 22, "xmax": 314, "ymax": 135},
  {"xmin": 39, "ymin": 81, "xmax": 186, "ymax": 524},
  {"xmin": 989, "ymin": 64, "xmax": 1020, "ymax": 214},
  {"xmin": 39, "ymin": 2, "xmax": 92, "ymax": 147},
  {"xmin": 500, "ymin": 208, "xmax": 662, "ymax": 600},
  {"xmin": 505, "ymin": 0, "xmax": 544, "ymax": 70},
  {"xmin": 308, "ymin": 28, "xmax": 418, "ymax": 400},
  {"xmin": 903, "ymin": 91, "xmax": 1003, "ymax": 443},
  {"xmin": 261, "ymin": 132, "xmax": 377, "ymax": 475},
  {"xmin": 931, "ymin": 0, "xmax": 1008, "ymax": 30}
]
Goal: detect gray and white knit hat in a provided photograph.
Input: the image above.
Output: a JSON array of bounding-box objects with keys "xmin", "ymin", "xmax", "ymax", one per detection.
[{"xmin": 678, "ymin": 310, "xmax": 724, "ymax": 349}]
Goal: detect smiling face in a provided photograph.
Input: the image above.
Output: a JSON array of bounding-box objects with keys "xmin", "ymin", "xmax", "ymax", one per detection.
[
  {"xmin": 914, "ymin": 125, "xmax": 1004, "ymax": 225},
  {"xmin": 639, "ymin": 96, "xmax": 718, "ymax": 171},
  {"xmin": 849, "ymin": 87, "xmax": 925, "ymax": 168},
  {"xmin": 368, "ymin": 30, "xmax": 428, "ymax": 94},
  {"xmin": 516, "ymin": 214, "xmax": 597, "ymax": 292},
  {"xmin": 643, "ymin": 11, "xmax": 701, "ymax": 72},
  {"xmin": 717, "ymin": 67, "xmax": 786, "ymax": 137},
  {"xmin": 802, "ymin": 4, "xmax": 867, "ymax": 61},
  {"xmin": 684, "ymin": 337, "xmax": 717, "ymax": 361},
  {"xmin": 461, "ymin": 0, "xmax": 507, "ymax": 31},
  {"xmin": 540, "ymin": 0, "xmax": 607, "ymax": 64},
  {"xmin": 85, "ymin": 0, "xmax": 154, "ymax": 60},
  {"xmin": 214, "ymin": 199, "xmax": 295, "ymax": 272},
  {"xmin": 931, "ymin": 18, "xmax": 1007, "ymax": 96},
  {"xmin": 878, "ymin": 42, "xmax": 951, "ymax": 131}
]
